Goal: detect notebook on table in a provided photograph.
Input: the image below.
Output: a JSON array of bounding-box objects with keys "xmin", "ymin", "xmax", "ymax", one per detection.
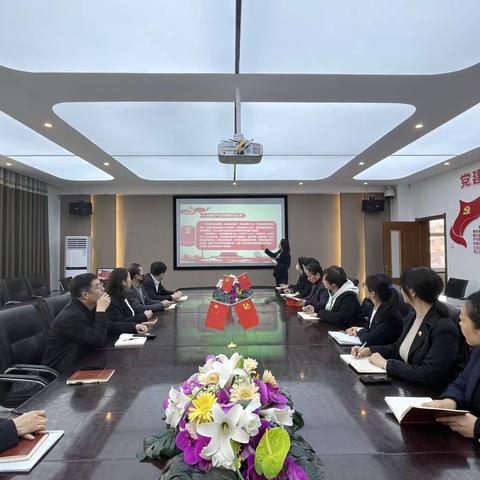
[
  {"xmin": 114, "ymin": 334, "xmax": 147, "ymax": 348},
  {"xmin": 177, "ymin": 295, "xmax": 189, "ymax": 302},
  {"xmin": 297, "ymin": 312, "xmax": 319, "ymax": 322},
  {"xmin": 385, "ymin": 396, "xmax": 469, "ymax": 424},
  {"xmin": 165, "ymin": 303, "xmax": 177, "ymax": 310},
  {"xmin": 0, "ymin": 431, "xmax": 63, "ymax": 472},
  {"xmin": 328, "ymin": 331, "xmax": 362, "ymax": 346},
  {"xmin": 66, "ymin": 368, "xmax": 115, "ymax": 385},
  {"xmin": 340, "ymin": 354, "xmax": 386, "ymax": 373}
]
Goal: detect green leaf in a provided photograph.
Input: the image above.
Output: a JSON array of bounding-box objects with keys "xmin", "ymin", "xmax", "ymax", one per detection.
[
  {"xmin": 254, "ymin": 427, "xmax": 290, "ymax": 479},
  {"xmin": 159, "ymin": 455, "xmax": 237, "ymax": 480},
  {"xmin": 287, "ymin": 410, "xmax": 305, "ymax": 433},
  {"xmin": 288, "ymin": 433, "xmax": 325, "ymax": 480},
  {"xmin": 204, "ymin": 468, "xmax": 237, "ymax": 479},
  {"xmin": 137, "ymin": 428, "xmax": 180, "ymax": 462},
  {"xmin": 236, "ymin": 355, "xmax": 245, "ymax": 369}
]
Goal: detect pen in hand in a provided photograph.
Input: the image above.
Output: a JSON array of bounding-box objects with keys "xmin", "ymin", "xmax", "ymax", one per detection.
[{"xmin": 355, "ymin": 342, "xmax": 367, "ymax": 358}]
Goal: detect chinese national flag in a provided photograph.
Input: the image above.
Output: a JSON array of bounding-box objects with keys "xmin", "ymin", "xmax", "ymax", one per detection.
[
  {"xmin": 238, "ymin": 272, "xmax": 252, "ymax": 290},
  {"xmin": 221, "ymin": 275, "xmax": 235, "ymax": 292},
  {"xmin": 205, "ymin": 300, "xmax": 229, "ymax": 330},
  {"xmin": 234, "ymin": 297, "xmax": 259, "ymax": 330}
]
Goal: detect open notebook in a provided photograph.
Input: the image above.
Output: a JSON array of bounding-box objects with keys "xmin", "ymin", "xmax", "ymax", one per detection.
[
  {"xmin": 385, "ymin": 396, "xmax": 469, "ymax": 424},
  {"xmin": 328, "ymin": 331, "xmax": 362, "ymax": 346},
  {"xmin": 340, "ymin": 354, "xmax": 386, "ymax": 373},
  {"xmin": 114, "ymin": 334, "xmax": 147, "ymax": 348},
  {"xmin": 177, "ymin": 295, "xmax": 189, "ymax": 302},
  {"xmin": 165, "ymin": 303, "xmax": 176, "ymax": 310},
  {"xmin": 297, "ymin": 312, "xmax": 319, "ymax": 322},
  {"xmin": 0, "ymin": 431, "xmax": 63, "ymax": 472}
]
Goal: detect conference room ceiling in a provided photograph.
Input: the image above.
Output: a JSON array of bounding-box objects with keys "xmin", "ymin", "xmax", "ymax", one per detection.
[{"xmin": 0, "ymin": 0, "xmax": 479, "ymax": 194}]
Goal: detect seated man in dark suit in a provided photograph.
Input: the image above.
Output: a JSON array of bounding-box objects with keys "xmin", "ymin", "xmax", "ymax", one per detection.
[
  {"xmin": 127, "ymin": 263, "xmax": 173, "ymax": 314},
  {"xmin": 142, "ymin": 261, "xmax": 183, "ymax": 302},
  {"xmin": 42, "ymin": 273, "xmax": 145, "ymax": 373},
  {"xmin": 1, "ymin": 411, "xmax": 47, "ymax": 452}
]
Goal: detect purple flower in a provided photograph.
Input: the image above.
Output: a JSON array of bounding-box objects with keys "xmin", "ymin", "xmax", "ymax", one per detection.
[
  {"xmin": 280, "ymin": 456, "xmax": 308, "ymax": 480},
  {"xmin": 162, "ymin": 397, "xmax": 169, "ymax": 410},
  {"xmin": 175, "ymin": 430, "xmax": 210, "ymax": 467},
  {"xmin": 217, "ymin": 388, "xmax": 230, "ymax": 404}
]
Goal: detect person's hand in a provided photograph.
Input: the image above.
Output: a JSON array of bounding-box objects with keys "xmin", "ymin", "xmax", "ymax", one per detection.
[
  {"xmin": 345, "ymin": 327, "xmax": 358, "ymax": 336},
  {"xmin": 135, "ymin": 323, "xmax": 148, "ymax": 333},
  {"xmin": 279, "ymin": 283, "xmax": 288, "ymax": 289},
  {"xmin": 12, "ymin": 411, "xmax": 47, "ymax": 439},
  {"xmin": 96, "ymin": 293, "xmax": 111, "ymax": 312},
  {"xmin": 303, "ymin": 305, "xmax": 314, "ymax": 314},
  {"xmin": 172, "ymin": 292, "xmax": 182, "ymax": 301},
  {"xmin": 351, "ymin": 346, "xmax": 371, "ymax": 358},
  {"xmin": 162, "ymin": 300, "xmax": 173, "ymax": 308},
  {"xmin": 144, "ymin": 310, "xmax": 154, "ymax": 320},
  {"xmin": 436, "ymin": 413, "xmax": 478, "ymax": 438},
  {"xmin": 422, "ymin": 399, "xmax": 457, "ymax": 409},
  {"xmin": 175, "ymin": 290, "xmax": 183, "ymax": 296},
  {"xmin": 368, "ymin": 352, "xmax": 386, "ymax": 368}
]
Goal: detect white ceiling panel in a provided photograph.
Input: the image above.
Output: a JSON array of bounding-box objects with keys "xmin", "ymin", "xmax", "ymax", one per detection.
[
  {"xmin": 10, "ymin": 156, "xmax": 113, "ymax": 181},
  {"xmin": 355, "ymin": 101, "xmax": 480, "ymax": 180},
  {"xmin": 236, "ymin": 156, "xmax": 354, "ymax": 180},
  {"xmin": 0, "ymin": 0, "xmax": 234, "ymax": 73},
  {"xmin": 113, "ymin": 156, "xmax": 233, "ymax": 181},
  {"xmin": 242, "ymin": 0, "xmax": 480, "ymax": 74},
  {"xmin": 0, "ymin": 111, "xmax": 112, "ymax": 180}
]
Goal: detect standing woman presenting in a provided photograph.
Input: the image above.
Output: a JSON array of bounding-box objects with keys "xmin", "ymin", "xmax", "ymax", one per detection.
[{"xmin": 262, "ymin": 238, "xmax": 291, "ymax": 286}]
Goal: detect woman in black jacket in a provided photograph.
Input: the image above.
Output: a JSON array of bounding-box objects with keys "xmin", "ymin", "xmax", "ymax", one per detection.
[
  {"xmin": 352, "ymin": 267, "xmax": 461, "ymax": 390},
  {"xmin": 263, "ymin": 238, "xmax": 291, "ymax": 286},
  {"xmin": 106, "ymin": 268, "xmax": 152, "ymax": 329},
  {"xmin": 345, "ymin": 273, "xmax": 403, "ymax": 346},
  {"xmin": 302, "ymin": 262, "xmax": 329, "ymax": 311},
  {"xmin": 304, "ymin": 265, "xmax": 364, "ymax": 328},
  {"xmin": 424, "ymin": 292, "xmax": 480, "ymax": 442},
  {"xmin": 281, "ymin": 256, "xmax": 314, "ymax": 298}
]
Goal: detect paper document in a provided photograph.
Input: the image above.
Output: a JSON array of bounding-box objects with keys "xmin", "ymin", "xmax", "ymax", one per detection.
[
  {"xmin": 340, "ymin": 354, "xmax": 386, "ymax": 373},
  {"xmin": 114, "ymin": 334, "xmax": 147, "ymax": 348},
  {"xmin": 328, "ymin": 331, "xmax": 362, "ymax": 346}
]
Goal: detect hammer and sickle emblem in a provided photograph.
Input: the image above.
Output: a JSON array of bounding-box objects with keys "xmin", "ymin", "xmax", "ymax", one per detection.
[
  {"xmin": 463, "ymin": 205, "xmax": 471, "ymax": 215},
  {"xmin": 243, "ymin": 303, "xmax": 251, "ymax": 310}
]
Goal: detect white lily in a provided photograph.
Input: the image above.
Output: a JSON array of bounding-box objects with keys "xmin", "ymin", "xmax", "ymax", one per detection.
[
  {"xmin": 199, "ymin": 355, "xmax": 216, "ymax": 374},
  {"xmin": 238, "ymin": 397, "xmax": 261, "ymax": 435},
  {"xmin": 197, "ymin": 403, "xmax": 249, "ymax": 470},
  {"xmin": 259, "ymin": 406, "xmax": 294, "ymax": 426},
  {"xmin": 165, "ymin": 386, "xmax": 190, "ymax": 428},
  {"xmin": 204, "ymin": 353, "xmax": 248, "ymax": 388}
]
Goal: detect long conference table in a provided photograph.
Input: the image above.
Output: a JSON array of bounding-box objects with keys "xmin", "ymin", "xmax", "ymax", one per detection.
[{"xmin": 4, "ymin": 288, "xmax": 480, "ymax": 480}]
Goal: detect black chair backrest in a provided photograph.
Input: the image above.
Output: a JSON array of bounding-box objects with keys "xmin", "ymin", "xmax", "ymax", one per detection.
[
  {"xmin": 25, "ymin": 275, "xmax": 50, "ymax": 297},
  {"xmin": 0, "ymin": 303, "xmax": 49, "ymax": 367},
  {"xmin": 2, "ymin": 277, "xmax": 32, "ymax": 303},
  {"xmin": 59, "ymin": 277, "xmax": 73, "ymax": 292},
  {"xmin": 443, "ymin": 303, "xmax": 470, "ymax": 370},
  {"xmin": 41, "ymin": 293, "xmax": 71, "ymax": 324},
  {"xmin": 0, "ymin": 280, "xmax": 7, "ymax": 306},
  {"xmin": 444, "ymin": 278, "xmax": 468, "ymax": 299}
]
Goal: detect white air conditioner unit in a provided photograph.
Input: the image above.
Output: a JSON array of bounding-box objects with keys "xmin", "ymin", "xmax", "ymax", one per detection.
[{"xmin": 65, "ymin": 235, "xmax": 92, "ymax": 278}]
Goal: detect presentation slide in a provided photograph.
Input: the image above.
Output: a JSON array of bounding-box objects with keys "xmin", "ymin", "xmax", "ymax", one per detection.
[{"xmin": 174, "ymin": 196, "xmax": 287, "ymax": 268}]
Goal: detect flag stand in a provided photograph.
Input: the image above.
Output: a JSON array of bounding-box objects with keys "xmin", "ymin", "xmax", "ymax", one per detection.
[{"xmin": 227, "ymin": 309, "xmax": 237, "ymax": 350}]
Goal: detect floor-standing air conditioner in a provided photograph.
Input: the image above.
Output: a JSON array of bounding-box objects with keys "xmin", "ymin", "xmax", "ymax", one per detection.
[{"xmin": 65, "ymin": 236, "xmax": 92, "ymax": 278}]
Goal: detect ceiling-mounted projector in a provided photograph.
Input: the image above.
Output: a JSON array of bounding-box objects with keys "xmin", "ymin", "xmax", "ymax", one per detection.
[
  {"xmin": 218, "ymin": 88, "xmax": 263, "ymax": 164},
  {"xmin": 218, "ymin": 134, "xmax": 263, "ymax": 164}
]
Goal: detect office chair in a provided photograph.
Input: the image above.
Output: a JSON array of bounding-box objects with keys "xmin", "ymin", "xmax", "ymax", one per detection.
[{"xmin": 444, "ymin": 278, "xmax": 468, "ymax": 299}]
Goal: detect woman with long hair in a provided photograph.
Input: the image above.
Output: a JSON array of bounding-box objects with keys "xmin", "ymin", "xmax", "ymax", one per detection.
[
  {"xmin": 352, "ymin": 267, "xmax": 461, "ymax": 389},
  {"xmin": 106, "ymin": 268, "xmax": 152, "ymax": 331},
  {"xmin": 262, "ymin": 238, "xmax": 291, "ymax": 286},
  {"xmin": 345, "ymin": 273, "xmax": 403, "ymax": 345}
]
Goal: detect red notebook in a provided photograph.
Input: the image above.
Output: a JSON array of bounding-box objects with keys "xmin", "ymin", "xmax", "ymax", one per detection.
[
  {"xmin": 66, "ymin": 368, "xmax": 115, "ymax": 385},
  {"xmin": 0, "ymin": 433, "xmax": 48, "ymax": 463}
]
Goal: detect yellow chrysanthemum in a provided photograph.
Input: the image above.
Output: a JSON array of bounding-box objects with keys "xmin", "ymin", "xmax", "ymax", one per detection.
[
  {"xmin": 262, "ymin": 370, "xmax": 278, "ymax": 387},
  {"xmin": 188, "ymin": 392, "xmax": 217, "ymax": 423},
  {"xmin": 230, "ymin": 382, "xmax": 259, "ymax": 402}
]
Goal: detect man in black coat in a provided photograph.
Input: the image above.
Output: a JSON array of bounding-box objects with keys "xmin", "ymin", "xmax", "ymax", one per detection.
[{"xmin": 142, "ymin": 261, "xmax": 183, "ymax": 302}]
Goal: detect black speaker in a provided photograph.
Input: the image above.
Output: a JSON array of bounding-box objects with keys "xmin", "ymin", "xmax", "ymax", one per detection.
[
  {"xmin": 69, "ymin": 201, "xmax": 92, "ymax": 216},
  {"xmin": 362, "ymin": 199, "xmax": 384, "ymax": 213}
]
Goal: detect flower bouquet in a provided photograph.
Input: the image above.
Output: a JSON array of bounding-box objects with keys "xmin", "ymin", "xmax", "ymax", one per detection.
[
  {"xmin": 213, "ymin": 274, "xmax": 253, "ymax": 304},
  {"xmin": 138, "ymin": 353, "xmax": 324, "ymax": 479}
]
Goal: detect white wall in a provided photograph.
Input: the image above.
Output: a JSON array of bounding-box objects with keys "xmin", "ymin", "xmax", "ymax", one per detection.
[
  {"xmin": 47, "ymin": 185, "xmax": 61, "ymax": 289},
  {"xmin": 392, "ymin": 160, "xmax": 480, "ymax": 295}
]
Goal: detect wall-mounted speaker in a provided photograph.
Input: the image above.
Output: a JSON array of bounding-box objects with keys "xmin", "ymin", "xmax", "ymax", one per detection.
[
  {"xmin": 69, "ymin": 201, "xmax": 92, "ymax": 216},
  {"xmin": 362, "ymin": 198, "xmax": 385, "ymax": 213}
]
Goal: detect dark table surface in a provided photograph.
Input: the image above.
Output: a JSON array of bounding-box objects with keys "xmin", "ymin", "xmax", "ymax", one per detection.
[{"xmin": 3, "ymin": 289, "xmax": 480, "ymax": 479}]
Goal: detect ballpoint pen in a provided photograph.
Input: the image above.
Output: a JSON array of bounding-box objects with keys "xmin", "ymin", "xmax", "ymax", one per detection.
[{"xmin": 356, "ymin": 342, "xmax": 367, "ymax": 358}]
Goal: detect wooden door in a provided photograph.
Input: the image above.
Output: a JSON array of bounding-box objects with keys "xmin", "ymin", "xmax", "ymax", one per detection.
[{"xmin": 382, "ymin": 222, "xmax": 428, "ymax": 284}]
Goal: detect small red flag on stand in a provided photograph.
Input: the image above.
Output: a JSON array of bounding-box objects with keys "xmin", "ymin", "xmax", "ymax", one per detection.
[
  {"xmin": 237, "ymin": 272, "xmax": 252, "ymax": 290},
  {"xmin": 205, "ymin": 300, "xmax": 229, "ymax": 330},
  {"xmin": 221, "ymin": 275, "xmax": 235, "ymax": 292},
  {"xmin": 234, "ymin": 297, "xmax": 259, "ymax": 329}
]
